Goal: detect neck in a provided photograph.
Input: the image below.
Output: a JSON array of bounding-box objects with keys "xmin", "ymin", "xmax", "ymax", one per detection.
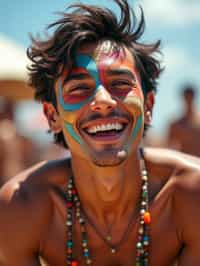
[{"xmin": 71, "ymin": 149, "xmax": 142, "ymax": 221}]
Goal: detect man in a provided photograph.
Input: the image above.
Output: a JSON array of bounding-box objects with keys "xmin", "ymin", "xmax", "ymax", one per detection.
[
  {"xmin": 167, "ymin": 86, "xmax": 200, "ymax": 157},
  {"xmin": 0, "ymin": 1, "xmax": 200, "ymax": 265}
]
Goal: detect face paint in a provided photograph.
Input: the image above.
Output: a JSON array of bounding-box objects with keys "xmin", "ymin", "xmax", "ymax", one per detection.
[
  {"xmin": 123, "ymin": 92, "xmax": 144, "ymax": 149},
  {"xmin": 129, "ymin": 114, "xmax": 143, "ymax": 143},
  {"xmin": 58, "ymin": 54, "xmax": 103, "ymax": 144},
  {"xmin": 57, "ymin": 42, "xmax": 145, "ymax": 162},
  {"xmin": 59, "ymin": 54, "xmax": 101, "ymax": 112}
]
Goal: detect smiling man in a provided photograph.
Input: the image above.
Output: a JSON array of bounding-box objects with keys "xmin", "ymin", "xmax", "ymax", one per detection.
[
  {"xmin": 57, "ymin": 41, "xmax": 145, "ymax": 167},
  {"xmin": 1, "ymin": 1, "xmax": 200, "ymax": 266}
]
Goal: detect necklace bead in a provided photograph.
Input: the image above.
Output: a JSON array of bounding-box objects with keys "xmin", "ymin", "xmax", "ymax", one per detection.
[
  {"xmin": 111, "ymin": 248, "xmax": 116, "ymax": 253},
  {"xmin": 66, "ymin": 147, "xmax": 150, "ymax": 265}
]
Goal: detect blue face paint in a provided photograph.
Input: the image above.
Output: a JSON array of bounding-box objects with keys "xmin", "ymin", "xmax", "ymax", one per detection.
[
  {"xmin": 59, "ymin": 54, "xmax": 101, "ymax": 112},
  {"xmin": 128, "ymin": 114, "xmax": 143, "ymax": 145},
  {"xmin": 59, "ymin": 54, "xmax": 102, "ymax": 144},
  {"xmin": 59, "ymin": 53, "xmax": 143, "ymax": 149},
  {"xmin": 65, "ymin": 122, "xmax": 83, "ymax": 145},
  {"xmin": 76, "ymin": 54, "xmax": 100, "ymax": 87}
]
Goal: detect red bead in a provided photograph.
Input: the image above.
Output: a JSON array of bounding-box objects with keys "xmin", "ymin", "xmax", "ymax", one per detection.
[
  {"xmin": 72, "ymin": 189, "xmax": 76, "ymax": 195},
  {"xmin": 71, "ymin": 260, "xmax": 78, "ymax": 266},
  {"xmin": 136, "ymin": 250, "xmax": 140, "ymax": 256},
  {"xmin": 143, "ymin": 212, "xmax": 151, "ymax": 224},
  {"xmin": 67, "ymin": 248, "xmax": 72, "ymax": 254},
  {"xmin": 67, "ymin": 202, "xmax": 73, "ymax": 208}
]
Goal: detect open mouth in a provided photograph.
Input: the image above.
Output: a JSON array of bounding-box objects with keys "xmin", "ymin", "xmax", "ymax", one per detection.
[{"xmin": 81, "ymin": 119, "xmax": 129, "ymax": 141}]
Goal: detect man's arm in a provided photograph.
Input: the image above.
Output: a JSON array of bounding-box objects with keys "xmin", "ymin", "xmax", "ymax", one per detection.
[
  {"xmin": 173, "ymin": 170, "xmax": 200, "ymax": 266},
  {"xmin": 0, "ymin": 165, "xmax": 53, "ymax": 266}
]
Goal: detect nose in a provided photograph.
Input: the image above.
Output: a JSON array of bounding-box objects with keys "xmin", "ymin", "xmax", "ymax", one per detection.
[{"xmin": 90, "ymin": 86, "xmax": 117, "ymax": 115}]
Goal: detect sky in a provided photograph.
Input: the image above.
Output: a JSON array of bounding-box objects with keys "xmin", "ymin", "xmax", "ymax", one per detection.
[{"xmin": 0, "ymin": 0, "xmax": 200, "ymax": 141}]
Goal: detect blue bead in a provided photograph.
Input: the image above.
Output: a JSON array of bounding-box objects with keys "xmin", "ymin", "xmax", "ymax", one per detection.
[
  {"xmin": 67, "ymin": 241, "xmax": 73, "ymax": 247},
  {"xmin": 84, "ymin": 252, "xmax": 89, "ymax": 257}
]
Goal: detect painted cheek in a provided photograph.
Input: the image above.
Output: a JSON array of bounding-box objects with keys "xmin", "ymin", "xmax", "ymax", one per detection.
[
  {"xmin": 123, "ymin": 92, "xmax": 144, "ymax": 117},
  {"xmin": 128, "ymin": 114, "xmax": 143, "ymax": 146},
  {"xmin": 58, "ymin": 55, "xmax": 101, "ymax": 112},
  {"xmin": 59, "ymin": 109, "xmax": 83, "ymax": 145},
  {"xmin": 65, "ymin": 122, "xmax": 83, "ymax": 145},
  {"xmin": 62, "ymin": 67, "xmax": 94, "ymax": 104},
  {"xmin": 131, "ymin": 86, "xmax": 144, "ymax": 101},
  {"xmin": 125, "ymin": 87, "xmax": 144, "ymax": 146},
  {"xmin": 63, "ymin": 93, "xmax": 93, "ymax": 104}
]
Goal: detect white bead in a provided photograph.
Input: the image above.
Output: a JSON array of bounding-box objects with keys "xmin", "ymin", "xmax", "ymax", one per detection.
[
  {"xmin": 111, "ymin": 248, "xmax": 116, "ymax": 253},
  {"xmin": 140, "ymin": 209, "xmax": 145, "ymax": 215},
  {"xmin": 136, "ymin": 242, "xmax": 142, "ymax": 248},
  {"xmin": 142, "ymin": 185, "xmax": 147, "ymax": 190},
  {"xmin": 141, "ymin": 201, "xmax": 146, "ymax": 206},
  {"xmin": 142, "ymin": 175, "xmax": 148, "ymax": 181},
  {"xmin": 142, "ymin": 170, "xmax": 147, "ymax": 175}
]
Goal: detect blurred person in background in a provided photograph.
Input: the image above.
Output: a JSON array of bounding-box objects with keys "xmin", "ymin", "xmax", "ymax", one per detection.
[
  {"xmin": 167, "ymin": 85, "xmax": 200, "ymax": 156},
  {"xmin": 0, "ymin": 98, "xmax": 38, "ymax": 185}
]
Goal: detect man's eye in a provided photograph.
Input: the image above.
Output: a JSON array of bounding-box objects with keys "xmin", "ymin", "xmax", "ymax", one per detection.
[
  {"xmin": 68, "ymin": 86, "xmax": 93, "ymax": 95},
  {"xmin": 110, "ymin": 80, "xmax": 135, "ymax": 88}
]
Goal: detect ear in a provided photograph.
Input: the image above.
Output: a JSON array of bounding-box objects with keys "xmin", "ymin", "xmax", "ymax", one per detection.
[
  {"xmin": 144, "ymin": 91, "xmax": 155, "ymax": 125},
  {"xmin": 43, "ymin": 102, "xmax": 62, "ymax": 133}
]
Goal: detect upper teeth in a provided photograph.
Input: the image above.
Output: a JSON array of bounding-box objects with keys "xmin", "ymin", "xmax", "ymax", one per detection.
[{"xmin": 86, "ymin": 123, "xmax": 123, "ymax": 134}]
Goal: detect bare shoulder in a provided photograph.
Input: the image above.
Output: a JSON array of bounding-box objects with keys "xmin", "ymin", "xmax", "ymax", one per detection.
[
  {"xmin": 144, "ymin": 147, "xmax": 200, "ymax": 168},
  {"xmin": 145, "ymin": 147, "xmax": 200, "ymax": 243},
  {"xmin": 0, "ymin": 157, "xmax": 71, "ymax": 262},
  {"xmin": 144, "ymin": 147, "xmax": 200, "ymax": 203},
  {"xmin": 0, "ymin": 157, "xmax": 71, "ymax": 202}
]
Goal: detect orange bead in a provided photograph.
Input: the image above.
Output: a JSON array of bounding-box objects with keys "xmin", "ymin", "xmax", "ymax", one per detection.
[
  {"xmin": 143, "ymin": 212, "xmax": 151, "ymax": 224},
  {"xmin": 71, "ymin": 260, "xmax": 78, "ymax": 266}
]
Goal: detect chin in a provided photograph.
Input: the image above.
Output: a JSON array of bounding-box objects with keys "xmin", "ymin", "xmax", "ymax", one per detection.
[{"xmin": 89, "ymin": 148, "xmax": 128, "ymax": 167}]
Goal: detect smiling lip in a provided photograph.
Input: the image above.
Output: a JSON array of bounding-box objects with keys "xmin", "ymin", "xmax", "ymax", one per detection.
[{"xmin": 80, "ymin": 117, "xmax": 130, "ymax": 143}]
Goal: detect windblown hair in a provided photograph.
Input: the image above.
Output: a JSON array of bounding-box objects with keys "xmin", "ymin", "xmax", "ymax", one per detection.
[{"xmin": 27, "ymin": 0, "xmax": 163, "ymax": 147}]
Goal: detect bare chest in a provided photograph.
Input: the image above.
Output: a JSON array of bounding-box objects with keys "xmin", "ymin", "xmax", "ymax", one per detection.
[{"xmin": 41, "ymin": 196, "xmax": 181, "ymax": 266}]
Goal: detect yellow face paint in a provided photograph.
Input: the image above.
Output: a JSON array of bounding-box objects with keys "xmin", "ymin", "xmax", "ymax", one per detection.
[{"xmin": 56, "ymin": 41, "xmax": 145, "ymax": 165}]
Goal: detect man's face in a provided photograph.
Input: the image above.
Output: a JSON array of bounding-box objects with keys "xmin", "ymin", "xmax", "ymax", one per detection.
[{"xmin": 55, "ymin": 41, "xmax": 144, "ymax": 166}]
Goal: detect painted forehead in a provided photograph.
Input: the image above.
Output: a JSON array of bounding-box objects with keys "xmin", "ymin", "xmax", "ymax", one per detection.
[
  {"xmin": 75, "ymin": 41, "xmax": 133, "ymax": 65},
  {"xmin": 92, "ymin": 41, "xmax": 126, "ymax": 63}
]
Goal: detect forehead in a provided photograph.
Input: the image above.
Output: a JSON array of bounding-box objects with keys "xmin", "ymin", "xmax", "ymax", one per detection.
[{"xmin": 76, "ymin": 40, "xmax": 136, "ymax": 68}]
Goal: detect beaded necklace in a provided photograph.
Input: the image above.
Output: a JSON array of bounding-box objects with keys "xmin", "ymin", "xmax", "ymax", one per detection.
[{"xmin": 66, "ymin": 148, "xmax": 151, "ymax": 266}]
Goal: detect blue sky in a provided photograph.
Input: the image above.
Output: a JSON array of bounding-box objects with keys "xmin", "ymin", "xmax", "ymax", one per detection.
[{"xmin": 0, "ymin": 0, "xmax": 200, "ymax": 140}]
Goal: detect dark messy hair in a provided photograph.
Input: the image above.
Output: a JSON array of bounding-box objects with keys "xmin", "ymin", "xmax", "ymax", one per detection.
[{"xmin": 27, "ymin": 0, "xmax": 162, "ymax": 147}]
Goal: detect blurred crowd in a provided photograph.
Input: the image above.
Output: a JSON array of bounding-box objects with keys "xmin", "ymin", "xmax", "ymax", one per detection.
[
  {"xmin": 0, "ymin": 98, "xmax": 69, "ymax": 186},
  {"xmin": 0, "ymin": 84, "xmax": 199, "ymax": 187}
]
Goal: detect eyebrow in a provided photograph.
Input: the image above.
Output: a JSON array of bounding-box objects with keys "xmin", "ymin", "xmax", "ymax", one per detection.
[
  {"xmin": 63, "ymin": 68, "xmax": 136, "ymax": 85},
  {"xmin": 107, "ymin": 69, "xmax": 136, "ymax": 81},
  {"xmin": 63, "ymin": 72, "xmax": 91, "ymax": 84}
]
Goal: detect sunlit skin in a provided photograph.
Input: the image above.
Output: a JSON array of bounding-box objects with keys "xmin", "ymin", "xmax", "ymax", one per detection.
[
  {"xmin": 1, "ymin": 40, "xmax": 200, "ymax": 266},
  {"xmin": 56, "ymin": 41, "xmax": 144, "ymax": 167}
]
